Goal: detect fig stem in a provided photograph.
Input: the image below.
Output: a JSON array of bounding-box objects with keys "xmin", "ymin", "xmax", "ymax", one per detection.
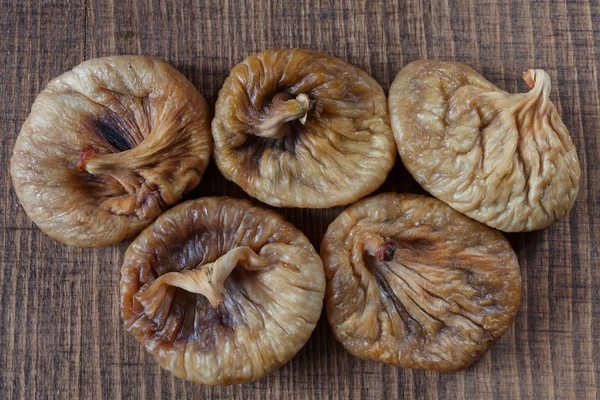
[
  {"xmin": 364, "ymin": 233, "xmax": 396, "ymax": 262},
  {"xmin": 77, "ymin": 147, "xmax": 143, "ymax": 194},
  {"xmin": 522, "ymin": 69, "xmax": 537, "ymax": 89},
  {"xmin": 522, "ymin": 68, "xmax": 551, "ymax": 95},
  {"xmin": 255, "ymin": 93, "xmax": 310, "ymax": 138},
  {"xmin": 135, "ymin": 246, "xmax": 274, "ymax": 311},
  {"xmin": 76, "ymin": 147, "xmax": 96, "ymax": 172},
  {"xmin": 519, "ymin": 68, "xmax": 552, "ymax": 116}
]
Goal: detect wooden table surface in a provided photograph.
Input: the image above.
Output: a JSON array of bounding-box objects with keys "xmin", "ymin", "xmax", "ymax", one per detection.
[{"xmin": 1, "ymin": 0, "xmax": 599, "ymax": 399}]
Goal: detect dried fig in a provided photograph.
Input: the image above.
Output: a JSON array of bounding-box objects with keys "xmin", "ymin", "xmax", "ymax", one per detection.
[
  {"xmin": 389, "ymin": 60, "xmax": 581, "ymax": 231},
  {"xmin": 321, "ymin": 193, "xmax": 521, "ymax": 371},
  {"xmin": 120, "ymin": 197, "xmax": 325, "ymax": 385},
  {"xmin": 10, "ymin": 56, "xmax": 212, "ymax": 247},
  {"xmin": 212, "ymin": 48, "xmax": 396, "ymax": 208}
]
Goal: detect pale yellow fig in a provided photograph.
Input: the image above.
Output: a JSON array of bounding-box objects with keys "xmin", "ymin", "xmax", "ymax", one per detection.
[{"xmin": 389, "ymin": 60, "xmax": 580, "ymax": 231}]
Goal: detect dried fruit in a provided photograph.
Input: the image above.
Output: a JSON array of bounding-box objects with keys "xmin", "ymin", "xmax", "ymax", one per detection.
[
  {"xmin": 321, "ymin": 193, "xmax": 521, "ymax": 371},
  {"xmin": 10, "ymin": 56, "xmax": 212, "ymax": 247},
  {"xmin": 389, "ymin": 60, "xmax": 581, "ymax": 231},
  {"xmin": 120, "ymin": 197, "xmax": 325, "ymax": 385},
  {"xmin": 212, "ymin": 48, "xmax": 396, "ymax": 208}
]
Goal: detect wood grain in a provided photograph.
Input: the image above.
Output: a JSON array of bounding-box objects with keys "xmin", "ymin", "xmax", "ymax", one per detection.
[{"xmin": 1, "ymin": 0, "xmax": 599, "ymax": 398}]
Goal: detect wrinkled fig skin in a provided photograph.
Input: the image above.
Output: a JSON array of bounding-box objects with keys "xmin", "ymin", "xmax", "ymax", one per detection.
[
  {"xmin": 120, "ymin": 197, "xmax": 325, "ymax": 385},
  {"xmin": 212, "ymin": 48, "xmax": 396, "ymax": 208},
  {"xmin": 10, "ymin": 56, "xmax": 212, "ymax": 247},
  {"xmin": 321, "ymin": 193, "xmax": 521, "ymax": 372},
  {"xmin": 389, "ymin": 60, "xmax": 581, "ymax": 232}
]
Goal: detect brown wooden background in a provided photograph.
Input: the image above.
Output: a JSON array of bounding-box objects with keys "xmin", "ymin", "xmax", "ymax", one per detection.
[{"xmin": 1, "ymin": 0, "xmax": 599, "ymax": 399}]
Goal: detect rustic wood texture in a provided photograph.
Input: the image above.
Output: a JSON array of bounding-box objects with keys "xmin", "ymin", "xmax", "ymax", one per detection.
[{"xmin": 1, "ymin": 0, "xmax": 598, "ymax": 398}]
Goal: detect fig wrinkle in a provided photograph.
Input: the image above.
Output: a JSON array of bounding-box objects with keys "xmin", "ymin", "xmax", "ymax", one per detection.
[
  {"xmin": 363, "ymin": 232, "xmax": 396, "ymax": 261},
  {"xmin": 135, "ymin": 246, "xmax": 275, "ymax": 311},
  {"xmin": 255, "ymin": 92, "xmax": 310, "ymax": 138}
]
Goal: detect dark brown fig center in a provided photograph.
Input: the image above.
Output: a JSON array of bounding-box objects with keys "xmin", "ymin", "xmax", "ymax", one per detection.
[
  {"xmin": 93, "ymin": 116, "xmax": 133, "ymax": 151},
  {"xmin": 90, "ymin": 110, "xmax": 147, "ymax": 153},
  {"xmin": 363, "ymin": 233, "xmax": 397, "ymax": 262}
]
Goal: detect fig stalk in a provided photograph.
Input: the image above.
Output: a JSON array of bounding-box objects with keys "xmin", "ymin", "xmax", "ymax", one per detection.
[
  {"xmin": 135, "ymin": 246, "xmax": 274, "ymax": 311},
  {"xmin": 77, "ymin": 147, "xmax": 143, "ymax": 194},
  {"xmin": 255, "ymin": 93, "xmax": 310, "ymax": 138}
]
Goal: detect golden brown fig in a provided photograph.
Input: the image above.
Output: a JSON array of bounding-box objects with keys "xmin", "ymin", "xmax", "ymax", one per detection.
[
  {"xmin": 321, "ymin": 193, "xmax": 521, "ymax": 372},
  {"xmin": 212, "ymin": 48, "xmax": 396, "ymax": 208},
  {"xmin": 120, "ymin": 197, "xmax": 325, "ymax": 385},
  {"xmin": 389, "ymin": 60, "xmax": 580, "ymax": 232},
  {"xmin": 10, "ymin": 56, "xmax": 212, "ymax": 247}
]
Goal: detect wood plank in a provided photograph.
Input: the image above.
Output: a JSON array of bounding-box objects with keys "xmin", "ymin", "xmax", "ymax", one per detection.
[
  {"xmin": 0, "ymin": 0, "xmax": 598, "ymax": 398},
  {"xmin": 0, "ymin": 1, "xmax": 88, "ymax": 399}
]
